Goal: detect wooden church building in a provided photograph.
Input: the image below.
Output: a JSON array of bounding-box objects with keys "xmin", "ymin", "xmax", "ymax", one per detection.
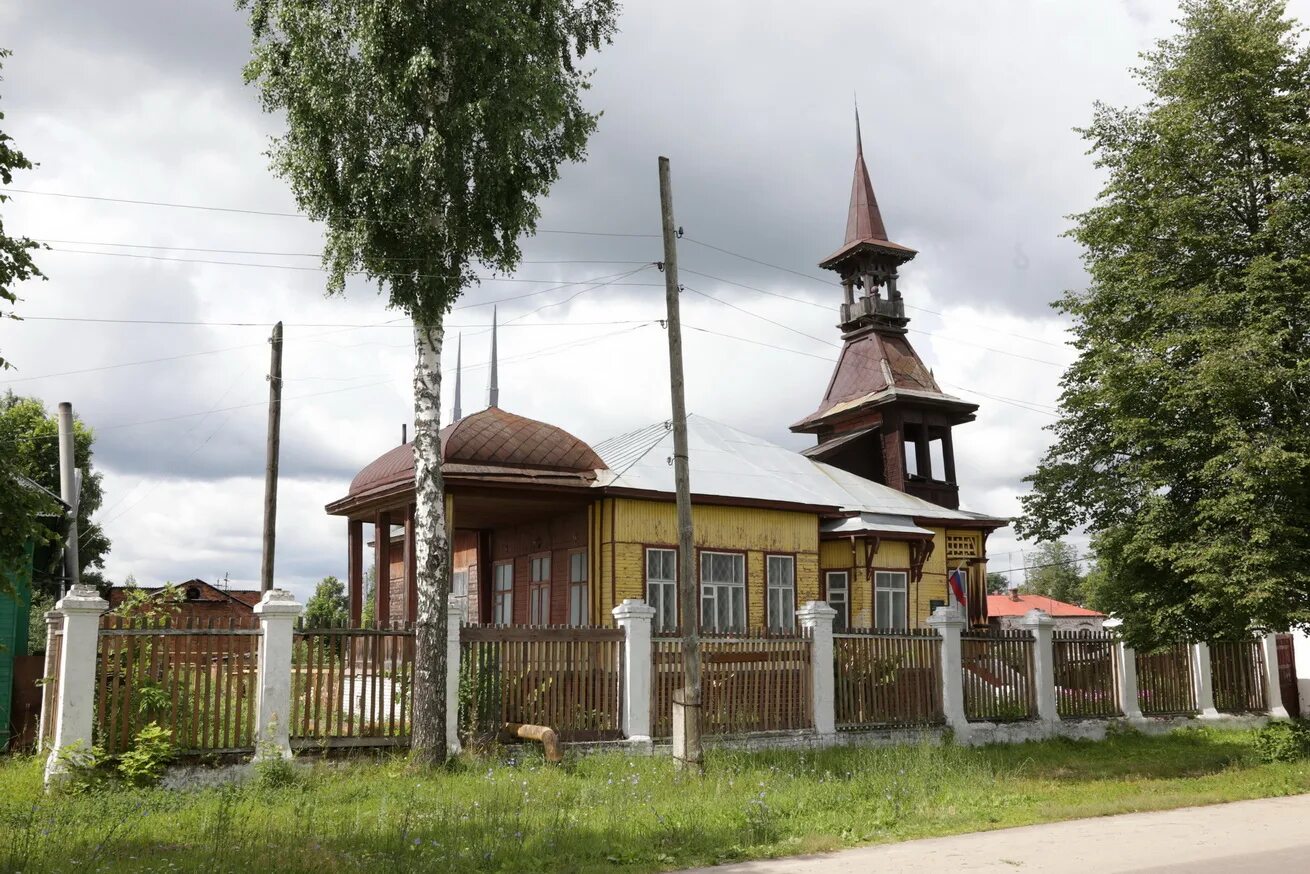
[{"xmin": 326, "ymin": 122, "xmax": 1007, "ymax": 632}]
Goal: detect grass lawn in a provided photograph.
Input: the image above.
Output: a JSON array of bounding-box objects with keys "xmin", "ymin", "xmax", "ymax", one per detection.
[{"xmin": 2, "ymin": 726, "xmax": 1308, "ymax": 873}]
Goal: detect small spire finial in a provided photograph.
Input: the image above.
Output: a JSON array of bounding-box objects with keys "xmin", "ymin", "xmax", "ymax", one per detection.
[
  {"xmin": 452, "ymin": 332, "xmax": 463, "ymax": 422},
  {"xmin": 854, "ymin": 93, "xmax": 862, "ymax": 155},
  {"xmin": 488, "ymin": 307, "xmax": 499, "ymax": 409}
]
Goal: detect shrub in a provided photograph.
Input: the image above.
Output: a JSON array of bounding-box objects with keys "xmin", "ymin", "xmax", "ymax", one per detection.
[
  {"xmin": 117, "ymin": 722, "xmax": 176, "ymax": 787},
  {"xmin": 50, "ymin": 740, "xmax": 112, "ymax": 795},
  {"xmin": 254, "ymin": 754, "xmax": 299, "ymax": 790},
  {"xmin": 1253, "ymin": 720, "xmax": 1310, "ymax": 763}
]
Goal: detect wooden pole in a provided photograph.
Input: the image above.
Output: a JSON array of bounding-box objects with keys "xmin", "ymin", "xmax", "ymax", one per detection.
[
  {"xmin": 56, "ymin": 402, "xmax": 80, "ymax": 594},
  {"xmin": 658, "ymin": 156, "xmax": 702, "ymax": 773},
  {"xmin": 260, "ymin": 321, "xmax": 283, "ymax": 592}
]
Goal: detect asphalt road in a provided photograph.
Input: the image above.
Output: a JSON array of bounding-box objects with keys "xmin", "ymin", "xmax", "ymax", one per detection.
[{"xmin": 682, "ymin": 794, "xmax": 1310, "ymax": 873}]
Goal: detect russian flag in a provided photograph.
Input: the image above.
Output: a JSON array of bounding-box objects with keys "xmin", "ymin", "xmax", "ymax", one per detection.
[{"xmin": 948, "ymin": 567, "xmax": 968, "ymax": 606}]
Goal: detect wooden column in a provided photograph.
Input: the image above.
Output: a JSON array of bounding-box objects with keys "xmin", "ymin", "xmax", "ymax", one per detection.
[
  {"xmin": 347, "ymin": 518, "xmax": 364, "ymax": 625},
  {"xmin": 942, "ymin": 427, "xmax": 957, "ymax": 483},
  {"xmin": 404, "ymin": 503, "xmax": 418, "ymax": 623},
  {"xmin": 914, "ymin": 425, "xmax": 932, "ymax": 480},
  {"xmin": 374, "ymin": 510, "xmax": 391, "ymax": 626}
]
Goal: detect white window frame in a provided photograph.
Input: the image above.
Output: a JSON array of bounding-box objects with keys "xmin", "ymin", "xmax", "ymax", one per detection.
[
  {"xmin": 493, "ymin": 561, "xmax": 514, "ymax": 625},
  {"xmin": 528, "ymin": 553, "xmax": 551, "ymax": 626},
  {"xmin": 700, "ymin": 550, "xmax": 746, "ymax": 634},
  {"xmin": 825, "ymin": 570, "xmax": 849, "ymax": 632},
  {"xmin": 568, "ymin": 549, "xmax": 588, "ymax": 627},
  {"xmin": 646, "ymin": 547, "xmax": 678, "ymax": 634},
  {"xmin": 766, "ymin": 554, "xmax": 796, "ymax": 632},
  {"xmin": 874, "ymin": 570, "xmax": 909, "ymax": 631}
]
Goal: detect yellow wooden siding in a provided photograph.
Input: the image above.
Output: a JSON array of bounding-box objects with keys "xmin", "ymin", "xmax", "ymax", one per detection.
[
  {"xmin": 603, "ymin": 498, "xmax": 819, "ymax": 629},
  {"xmin": 591, "ymin": 496, "xmax": 992, "ymax": 630},
  {"xmin": 613, "ymin": 499, "xmax": 818, "ymax": 552}
]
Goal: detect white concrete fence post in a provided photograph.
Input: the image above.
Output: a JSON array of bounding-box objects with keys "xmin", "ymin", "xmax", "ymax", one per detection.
[
  {"xmin": 446, "ymin": 593, "xmax": 467, "ymax": 755},
  {"xmin": 1192, "ymin": 642, "xmax": 1222, "ymax": 719},
  {"xmin": 43, "ymin": 585, "xmax": 108, "ymax": 786},
  {"xmin": 1022, "ymin": 609, "xmax": 1060, "ymax": 724},
  {"xmin": 797, "ymin": 601, "xmax": 837, "ymax": 737},
  {"xmin": 1117, "ymin": 641, "xmax": 1145, "ymax": 720},
  {"xmin": 927, "ymin": 605, "xmax": 970, "ymax": 740},
  {"xmin": 612, "ymin": 599, "xmax": 657, "ymax": 742},
  {"xmin": 253, "ymin": 588, "xmax": 302, "ymax": 760},
  {"xmin": 1262, "ymin": 632, "xmax": 1290, "ymax": 719}
]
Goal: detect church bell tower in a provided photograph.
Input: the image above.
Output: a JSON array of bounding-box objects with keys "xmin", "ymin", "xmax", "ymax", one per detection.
[{"xmin": 792, "ymin": 112, "xmax": 978, "ymax": 509}]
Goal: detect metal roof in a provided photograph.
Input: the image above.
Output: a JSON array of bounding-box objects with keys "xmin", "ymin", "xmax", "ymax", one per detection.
[{"xmin": 593, "ymin": 414, "xmax": 1005, "ymax": 528}]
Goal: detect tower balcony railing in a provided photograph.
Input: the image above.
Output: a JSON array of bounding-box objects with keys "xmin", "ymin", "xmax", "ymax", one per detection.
[{"xmin": 842, "ymin": 295, "xmax": 905, "ymax": 325}]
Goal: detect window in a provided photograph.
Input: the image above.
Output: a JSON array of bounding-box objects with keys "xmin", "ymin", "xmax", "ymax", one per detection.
[
  {"xmin": 568, "ymin": 550, "xmax": 588, "ymax": 626},
  {"xmin": 452, "ymin": 568, "xmax": 469, "ymax": 619},
  {"xmin": 874, "ymin": 570, "xmax": 909, "ymax": 630},
  {"xmin": 825, "ymin": 571, "xmax": 849, "ymax": 633},
  {"xmin": 700, "ymin": 551, "xmax": 746, "ymax": 634},
  {"xmin": 766, "ymin": 555, "xmax": 796, "ymax": 632},
  {"xmin": 493, "ymin": 561, "xmax": 513, "ymax": 625},
  {"xmin": 646, "ymin": 548, "xmax": 677, "ymax": 633},
  {"xmin": 529, "ymin": 554, "xmax": 551, "ymax": 626}
]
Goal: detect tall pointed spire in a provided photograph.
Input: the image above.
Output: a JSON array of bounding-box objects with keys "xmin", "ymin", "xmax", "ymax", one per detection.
[
  {"xmin": 452, "ymin": 333, "xmax": 463, "ymax": 422},
  {"xmin": 845, "ymin": 103, "xmax": 889, "ymax": 245},
  {"xmin": 488, "ymin": 306, "xmax": 499, "ymax": 409}
]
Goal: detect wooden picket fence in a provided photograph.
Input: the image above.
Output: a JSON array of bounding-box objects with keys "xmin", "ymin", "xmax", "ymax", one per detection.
[
  {"xmin": 1053, "ymin": 630, "xmax": 1122, "ymax": 719},
  {"xmin": 651, "ymin": 631, "xmax": 812, "ymax": 737},
  {"xmin": 290, "ymin": 621, "xmax": 415, "ymax": 747},
  {"xmin": 1208, "ymin": 639, "xmax": 1266, "ymax": 713},
  {"xmin": 1135, "ymin": 643, "xmax": 1196, "ymax": 715},
  {"xmin": 961, "ymin": 629, "xmax": 1036, "ymax": 722},
  {"xmin": 459, "ymin": 624, "xmax": 625, "ymax": 742},
  {"xmin": 94, "ymin": 615, "xmax": 260, "ymax": 755},
  {"xmin": 833, "ymin": 629, "xmax": 943, "ymax": 729}
]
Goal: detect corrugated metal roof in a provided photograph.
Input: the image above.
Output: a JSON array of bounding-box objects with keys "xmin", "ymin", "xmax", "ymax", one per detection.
[
  {"xmin": 594, "ymin": 415, "xmax": 1005, "ymax": 528},
  {"xmin": 821, "ymin": 513, "xmax": 934, "ymax": 537}
]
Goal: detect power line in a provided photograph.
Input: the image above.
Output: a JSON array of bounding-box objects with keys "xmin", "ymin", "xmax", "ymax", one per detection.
[
  {"xmin": 7, "ymin": 187, "xmax": 659, "ymax": 237},
  {"xmin": 23, "ymin": 322, "xmax": 658, "ymax": 439},
  {"xmin": 17, "ymin": 314, "xmax": 651, "ymax": 329},
  {"xmin": 35, "ymin": 238, "xmax": 652, "ymax": 265},
  {"xmin": 0, "ymin": 341, "xmax": 266, "ymax": 384},
  {"xmin": 43, "ymin": 246, "xmax": 666, "ymax": 286},
  {"xmin": 681, "ymin": 323, "xmax": 839, "ymax": 362},
  {"xmin": 683, "ymin": 285, "xmax": 839, "ymax": 349},
  {"xmin": 682, "ymin": 235, "xmax": 835, "ymax": 287},
  {"xmin": 682, "ymin": 235, "xmax": 1071, "ymax": 349}
]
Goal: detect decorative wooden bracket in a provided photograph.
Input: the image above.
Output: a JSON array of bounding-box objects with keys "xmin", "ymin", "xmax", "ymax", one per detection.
[
  {"xmin": 908, "ymin": 538, "xmax": 935, "ymax": 583},
  {"xmin": 863, "ymin": 536, "xmax": 882, "ymax": 582}
]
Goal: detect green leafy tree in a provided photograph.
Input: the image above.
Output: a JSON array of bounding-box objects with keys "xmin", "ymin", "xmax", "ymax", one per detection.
[
  {"xmin": 0, "ymin": 48, "xmax": 44, "ymax": 372},
  {"xmin": 304, "ymin": 575, "xmax": 348, "ymax": 628},
  {"xmin": 0, "ymin": 49, "xmax": 49, "ymax": 587},
  {"xmin": 1022, "ymin": 541, "xmax": 1086, "ymax": 605},
  {"xmin": 985, "ymin": 572, "xmax": 1010, "ymax": 595},
  {"xmin": 1018, "ymin": 0, "xmax": 1310, "ymax": 647},
  {"xmin": 0, "ymin": 394, "xmax": 110, "ymax": 596},
  {"xmin": 239, "ymin": 0, "xmax": 618, "ymax": 762}
]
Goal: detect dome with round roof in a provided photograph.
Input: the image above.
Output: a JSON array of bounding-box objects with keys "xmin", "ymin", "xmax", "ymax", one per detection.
[{"xmin": 346, "ymin": 406, "xmax": 605, "ymax": 500}]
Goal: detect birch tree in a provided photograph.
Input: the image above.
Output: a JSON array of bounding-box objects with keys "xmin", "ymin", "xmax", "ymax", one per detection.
[{"xmin": 241, "ymin": 0, "xmax": 618, "ymax": 764}]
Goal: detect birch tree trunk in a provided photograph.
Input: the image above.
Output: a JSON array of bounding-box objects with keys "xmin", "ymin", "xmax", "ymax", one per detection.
[{"xmin": 410, "ymin": 319, "xmax": 450, "ymax": 764}]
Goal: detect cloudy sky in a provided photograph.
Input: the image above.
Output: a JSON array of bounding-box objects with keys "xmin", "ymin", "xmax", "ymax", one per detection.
[{"xmin": 2, "ymin": 0, "xmax": 1274, "ymax": 599}]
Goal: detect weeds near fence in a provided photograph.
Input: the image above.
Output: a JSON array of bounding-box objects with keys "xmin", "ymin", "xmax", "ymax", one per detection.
[{"xmin": 3, "ymin": 727, "xmax": 1308, "ymax": 873}]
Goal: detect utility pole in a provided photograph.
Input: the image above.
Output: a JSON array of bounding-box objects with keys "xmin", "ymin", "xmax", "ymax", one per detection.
[
  {"xmin": 260, "ymin": 321, "xmax": 283, "ymax": 593},
  {"xmin": 56, "ymin": 402, "xmax": 80, "ymax": 595},
  {"xmin": 658, "ymin": 156, "xmax": 703, "ymax": 773}
]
